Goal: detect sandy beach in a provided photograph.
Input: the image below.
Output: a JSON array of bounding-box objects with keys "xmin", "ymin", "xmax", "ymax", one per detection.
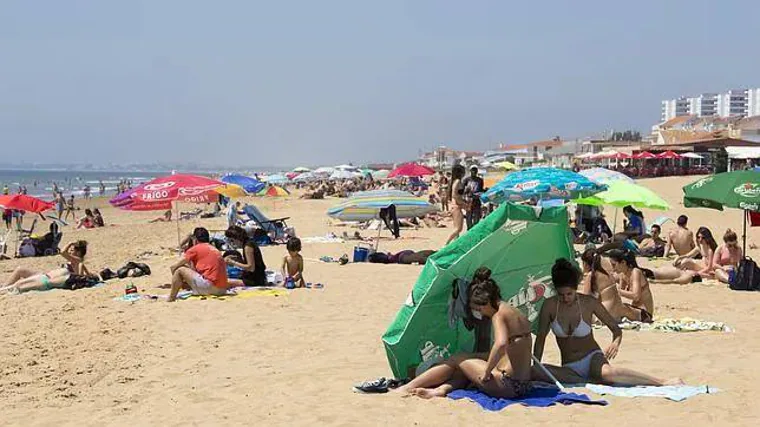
[{"xmin": 2, "ymin": 175, "xmax": 760, "ymax": 426}]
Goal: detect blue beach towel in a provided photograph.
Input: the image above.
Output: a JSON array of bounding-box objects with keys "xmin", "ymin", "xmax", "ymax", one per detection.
[{"xmin": 448, "ymin": 387, "xmax": 607, "ymax": 411}]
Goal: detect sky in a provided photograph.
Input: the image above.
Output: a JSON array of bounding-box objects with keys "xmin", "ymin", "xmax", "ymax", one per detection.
[{"xmin": 1, "ymin": 0, "xmax": 759, "ymax": 168}]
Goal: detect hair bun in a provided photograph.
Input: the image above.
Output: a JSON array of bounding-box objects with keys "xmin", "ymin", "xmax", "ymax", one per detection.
[{"xmin": 472, "ymin": 266, "xmax": 492, "ymax": 282}]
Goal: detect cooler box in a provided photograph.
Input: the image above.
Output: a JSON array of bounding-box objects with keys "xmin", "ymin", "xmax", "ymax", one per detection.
[{"xmin": 353, "ymin": 243, "xmax": 373, "ymax": 263}]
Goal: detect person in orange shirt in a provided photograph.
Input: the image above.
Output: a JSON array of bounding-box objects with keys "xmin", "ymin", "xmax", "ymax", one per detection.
[{"xmin": 168, "ymin": 227, "xmax": 228, "ymax": 302}]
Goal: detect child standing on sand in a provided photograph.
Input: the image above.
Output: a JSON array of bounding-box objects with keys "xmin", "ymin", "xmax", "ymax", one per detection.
[{"xmin": 281, "ymin": 237, "xmax": 305, "ymax": 288}]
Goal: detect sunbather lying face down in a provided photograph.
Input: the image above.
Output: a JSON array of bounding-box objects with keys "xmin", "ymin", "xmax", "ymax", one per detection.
[{"xmin": 397, "ymin": 267, "xmax": 534, "ymax": 399}]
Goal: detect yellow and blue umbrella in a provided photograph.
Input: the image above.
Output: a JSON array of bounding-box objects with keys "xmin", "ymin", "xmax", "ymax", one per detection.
[{"xmin": 221, "ymin": 174, "xmax": 265, "ymax": 195}]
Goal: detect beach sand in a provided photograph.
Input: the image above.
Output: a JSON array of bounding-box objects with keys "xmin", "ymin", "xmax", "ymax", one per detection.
[{"xmin": 2, "ymin": 176, "xmax": 759, "ymax": 426}]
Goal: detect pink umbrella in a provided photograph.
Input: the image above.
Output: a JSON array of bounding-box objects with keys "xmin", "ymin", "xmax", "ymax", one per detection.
[
  {"xmin": 388, "ymin": 163, "xmax": 435, "ymax": 178},
  {"xmin": 633, "ymin": 152, "xmax": 656, "ymax": 159},
  {"xmin": 129, "ymin": 174, "xmax": 222, "ymax": 209},
  {"xmin": 657, "ymin": 151, "xmax": 682, "ymax": 159},
  {"xmin": 113, "ymin": 174, "xmax": 225, "ymax": 244}
]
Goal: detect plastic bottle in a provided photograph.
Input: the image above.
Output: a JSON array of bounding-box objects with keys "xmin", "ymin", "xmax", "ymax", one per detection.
[{"xmin": 125, "ymin": 283, "xmax": 138, "ymax": 295}]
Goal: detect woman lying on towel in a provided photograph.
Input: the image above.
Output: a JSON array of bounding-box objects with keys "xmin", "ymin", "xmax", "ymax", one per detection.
[
  {"xmin": 0, "ymin": 241, "xmax": 92, "ymax": 294},
  {"xmin": 579, "ymin": 249, "xmax": 651, "ymax": 323},
  {"xmin": 398, "ymin": 267, "xmax": 534, "ymax": 398},
  {"xmin": 533, "ymin": 258, "xmax": 681, "ymax": 386}
]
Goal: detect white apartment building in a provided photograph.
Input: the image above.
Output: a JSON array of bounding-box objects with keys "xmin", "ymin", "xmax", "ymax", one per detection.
[
  {"xmin": 716, "ymin": 89, "xmax": 748, "ymax": 117},
  {"xmin": 661, "ymin": 88, "xmax": 760, "ymax": 121},
  {"xmin": 661, "ymin": 97, "xmax": 690, "ymax": 121},
  {"xmin": 748, "ymin": 88, "xmax": 760, "ymax": 117}
]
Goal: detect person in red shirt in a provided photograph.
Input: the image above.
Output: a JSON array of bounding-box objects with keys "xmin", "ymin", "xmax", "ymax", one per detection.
[{"xmin": 168, "ymin": 227, "xmax": 228, "ymax": 302}]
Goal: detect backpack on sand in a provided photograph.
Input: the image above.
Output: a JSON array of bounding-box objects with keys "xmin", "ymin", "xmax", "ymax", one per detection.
[{"xmin": 730, "ymin": 257, "xmax": 760, "ymax": 291}]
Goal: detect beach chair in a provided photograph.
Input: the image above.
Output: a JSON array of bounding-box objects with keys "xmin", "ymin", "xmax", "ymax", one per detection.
[
  {"xmin": 241, "ymin": 204, "xmax": 293, "ymax": 243},
  {"xmin": 17, "ymin": 217, "xmax": 37, "ymax": 239}
]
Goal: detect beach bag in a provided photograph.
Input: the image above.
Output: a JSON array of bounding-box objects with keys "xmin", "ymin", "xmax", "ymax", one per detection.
[{"xmin": 730, "ymin": 257, "xmax": 760, "ymax": 291}]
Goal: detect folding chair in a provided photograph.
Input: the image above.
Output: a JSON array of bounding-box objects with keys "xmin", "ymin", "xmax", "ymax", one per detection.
[{"xmin": 241, "ymin": 204, "xmax": 292, "ymax": 243}]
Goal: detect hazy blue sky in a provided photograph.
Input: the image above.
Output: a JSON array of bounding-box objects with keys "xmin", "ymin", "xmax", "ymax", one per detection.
[{"xmin": 1, "ymin": 0, "xmax": 758, "ymax": 167}]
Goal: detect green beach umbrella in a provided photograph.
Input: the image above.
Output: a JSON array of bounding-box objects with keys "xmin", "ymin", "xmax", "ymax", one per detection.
[
  {"xmin": 682, "ymin": 170, "xmax": 760, "ymax": 253},
  {"xmin": 575, "ymin": 181, "xmax": 670, "ymax": 211},
  {"xmin": 683, "ymin": 171, "xmax": 760, "ymax": 212}
]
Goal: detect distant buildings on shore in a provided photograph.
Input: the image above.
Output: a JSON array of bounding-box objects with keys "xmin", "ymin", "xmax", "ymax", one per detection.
[{"xmin": 662, "ymin": 88, "xmax": 760, "ymax": 121}]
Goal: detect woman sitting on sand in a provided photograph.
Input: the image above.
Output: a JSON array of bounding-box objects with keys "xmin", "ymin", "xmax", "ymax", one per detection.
[
  {"xmin": 712, "ymin": 229, "xmax": 743, "ymax": 284},
  {"xmin": 0, "ymin": 241, "xmax": 90, "ymax": 294},
  {"xmin": 533, "ymin": 258, "xmax": 680, "ymax": 386},
  {"xmin": 607, "ymin": 249, "xmax": 654, "ymax": 317},
  {"xmin": 579, "ymin": 249, "xmax": 651, "ymax": 322},
  {"xmin": 399, "ymin": 267, "xmax": 533, "ymax": 399},
  {"xmin": 92, "ymin": 208, "xmax": 105, "ymax": 227},
  {"xmin": 224, "ymin": 226, "xmax": 267, "ymax": 287},
  {"xmin": 445, "ymin": 165, "xmax": 467, "ymax": 245},
  {"xmin": 674, "ymin": 226, "xmax": 717, "ymax": 275},
  {"xmin": 75, "ymin": 209, "xmax": 96, "ymax": 229}
]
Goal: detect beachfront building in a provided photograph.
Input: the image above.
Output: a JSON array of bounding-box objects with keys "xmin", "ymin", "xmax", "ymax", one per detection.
[
  {"xmin": 493, "ymin": 138, "xmax": 564, "ymax": 165},
  {"xmin": 661, "ymin": 97, "xmax": 690, "ymax": 122},
  {"xmin": 661, "ymin": 88, "xmax": 760, "ymax": 121},
  {"xmin": 747, "ymin": 88, "xmax": 760, "ymax": 118},
  {"xmin": 716, "ymin": 89, "xmax": 748, "ymax": 118},
  {"xmin": 418, "ymin": 146, "xmax": 483, "ymax": 170}
]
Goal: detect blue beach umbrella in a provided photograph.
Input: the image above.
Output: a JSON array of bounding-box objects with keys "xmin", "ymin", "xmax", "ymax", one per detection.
[
  {"xmin": 265, "ymin": 174, "xmax": 289, "ymax": 185},
  {"xmin": 481, "ymin": 167, "xmax": 606, "ymax": 205},
  {"xmin": 221, "ymin": 174, "xmax": 266, "ymax": 195},
  {"xmin": 578, "ymin": 167, "xmax": 634, "ymax": 185}
]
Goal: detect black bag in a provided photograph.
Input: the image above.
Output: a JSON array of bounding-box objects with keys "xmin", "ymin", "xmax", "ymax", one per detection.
[{"xmin": 730, "ymin": 257, "xmax": 760, "ymax": 291}]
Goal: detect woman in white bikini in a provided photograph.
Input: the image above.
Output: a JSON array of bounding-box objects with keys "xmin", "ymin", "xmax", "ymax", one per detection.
[
  {"xmin": 712, "ymin": 229, "xmax": 743, "ymax": 284},
  {"xmin": 399, "ymin": 267, "xmax": 534, "ymax": 399},
  {"xmin": 579, "ymin": 249, "xmax": 650, "ymax": 322},
  {"xmin": 607, "ymin": 249, "xmax": 654, "ymax": 317},
  {"xmin": 533, "ymin": 258, "xmax": 680, "ymax": 385}
]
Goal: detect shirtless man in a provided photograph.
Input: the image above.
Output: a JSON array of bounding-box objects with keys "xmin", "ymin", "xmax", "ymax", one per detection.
[{"xmin": 663, "ymin": 215, "xmax": 695, "ymax": 257}]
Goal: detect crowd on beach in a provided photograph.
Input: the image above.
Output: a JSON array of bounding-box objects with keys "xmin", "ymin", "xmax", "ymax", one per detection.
[{"xmin": 1, "ymin": 164, "xmax": 749, "ymax": 405}]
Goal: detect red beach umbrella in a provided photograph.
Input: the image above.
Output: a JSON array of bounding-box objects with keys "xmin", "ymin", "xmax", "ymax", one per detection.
[
  {"xmin": 388, "ymin": 163, "xmax": 435, "ymax": 178},
  {"xmin": 657, "ymin": 151, "xmax": 682, "ymax": 159},
  {"xmin": 0, "ymin": 194, "xmax": 55, "ymax": 213},
  {"xmin": 633, "ymin": 152, "xmax": 657, "ymax": 160},
  {"xmin": 609, "ymin": 152, "xmax": 632, "ymax": 160}
]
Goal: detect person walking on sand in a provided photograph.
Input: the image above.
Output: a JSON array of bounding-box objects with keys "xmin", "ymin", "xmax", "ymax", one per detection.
[
  {"xmin": 462, "ymin": 165, "xmax": 485, "ymax": 230},
  {"xmin": 445, "ymin": 165, "xmax": 467, "ymax": 245},
  {"xmin": 664, "ymin": 215, "xmax": 696, "ymax": 257},
  {"xmin": 64, "ymin": 195, "xmax": 76, "ymax": 222},
  {"xmin": 167, "ymin": 227, "xmax": 228, "ymax": 301}
]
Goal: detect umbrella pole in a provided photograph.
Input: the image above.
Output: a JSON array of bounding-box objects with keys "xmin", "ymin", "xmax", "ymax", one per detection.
[
  {"xmin": 743, "ymin": 210, "xmax": 748, "ymax": 256},
  {"xmin": 612, "ymin": 208, "xmax": 618, "ymax": 234},
  {"xmin": 175, "ymin": 201, "xmax": 181, "ymax": 249}
]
